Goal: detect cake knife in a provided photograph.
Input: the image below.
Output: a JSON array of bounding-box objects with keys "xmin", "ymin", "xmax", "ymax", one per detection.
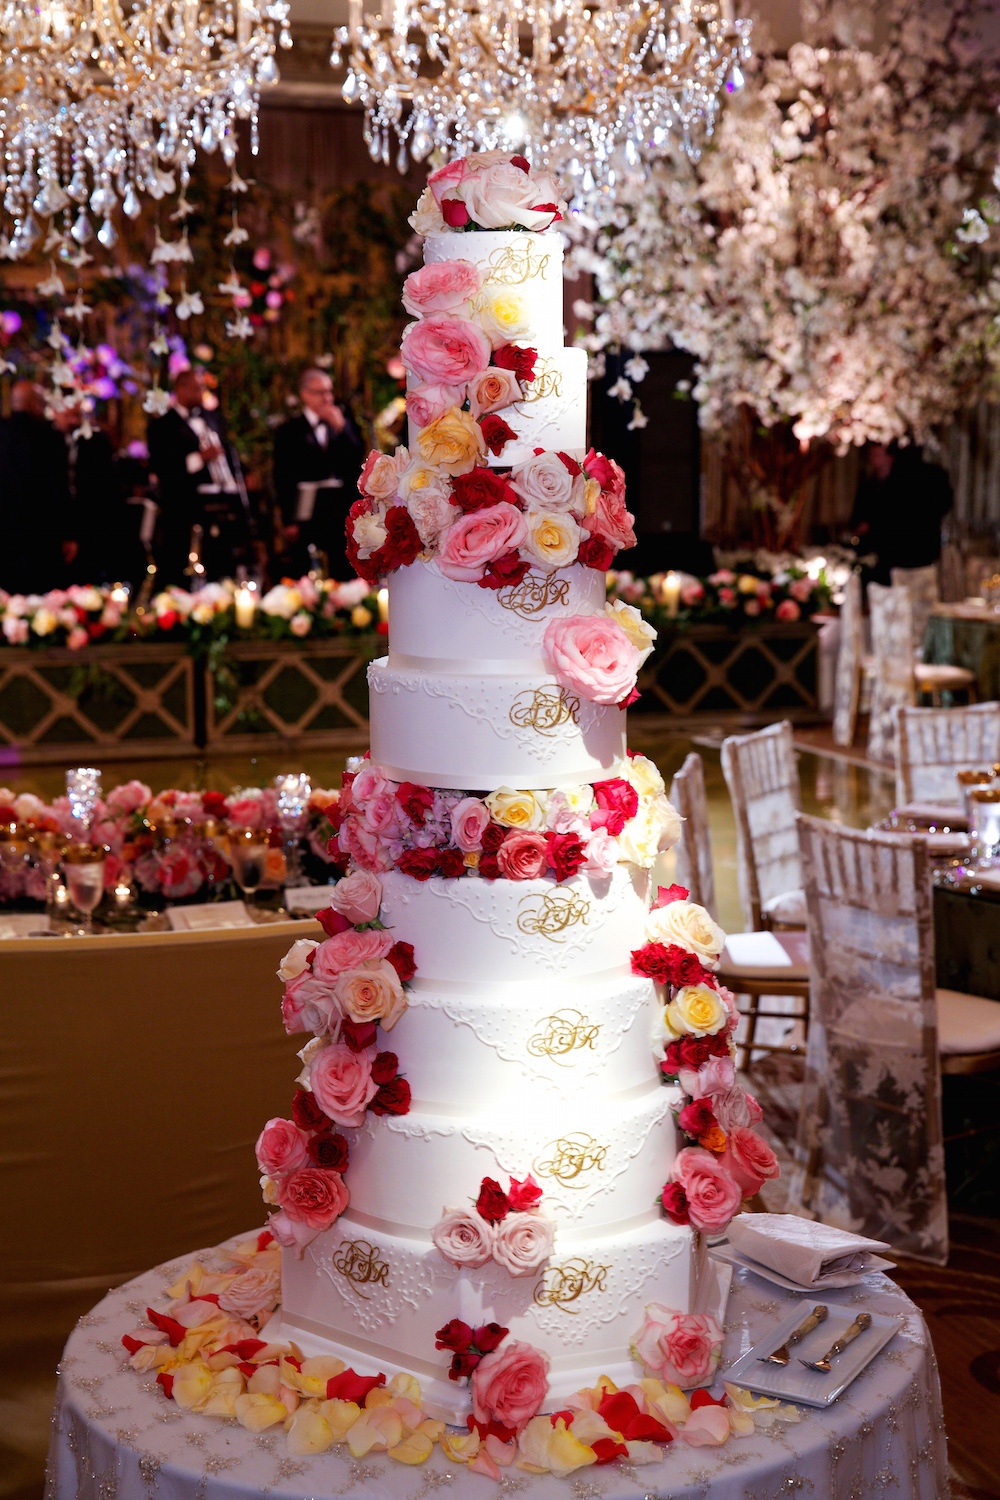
[
  {"xmin": 758, "ymin": 1304, "xmax": 828, "ymax": 1366},
  {"xmin": 800, "ymin": 1312, "xmax": 872, "ymax": 1372}
]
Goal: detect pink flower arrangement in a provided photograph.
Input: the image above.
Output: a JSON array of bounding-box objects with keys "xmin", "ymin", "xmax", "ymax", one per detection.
[{"xmin": 432, "ymin": 1175, "xmax": 554, "ymax": 1276}]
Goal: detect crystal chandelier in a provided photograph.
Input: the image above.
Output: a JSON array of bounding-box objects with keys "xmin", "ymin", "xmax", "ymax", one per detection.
[
  {"xmin": 331, "ymin": 0, "xmax": 751, "ymax": 197},
  {"xmin": 0, "ymin": 2, "xmax": 290, "ymax": 260}
]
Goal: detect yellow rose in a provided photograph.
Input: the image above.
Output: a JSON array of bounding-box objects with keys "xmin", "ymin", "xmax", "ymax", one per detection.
[
  {"xmin": 388, "ymin": 1430, "xmax": 435, "ymax": 1465},
  {"xmin": 584, "ymin": 476, "xmax": 600, "ymax": 515},
  {"xmin": 626, "ymin": 753, "xmax": 665, "ymax": 798},
  {"xmin": 485, "ymin": 786, "xmax": 546, "ymax": 830},
  {"xmin": 31, "ymin": 608, "xmax": 57, "ymax": 636},
  {"xmin": 234, "ymin": 1391, "xmax": 288, "ymax": 1431},
  {"xmin": 477, "ymin": 287, "xmax": 531, "ymax": 344},
  {"xmin": 441, "ymin": 1430, "xmax": 481, "ymax": 1463},
  {"xmin": 416, "ymin": 407, "xmax": 485, "ymax": 476},
  {"xmin": 737, "ymin": 573, "xmax": 760, "ymax": 594},
  {"xmin": 605, "ymin": 599, "xmax": 656, "ymax": 663},
  {"xmin": 203, "ymin": 1366, "xmax": 244, "ymax": 1418},
  {"xmin": 664, "ymin": 982, "xmax": 728, "ymax": 1038},
  {"xmin": 522, "ymin": 509, "xmax": 585, "ymax": 569},
  {"xmin": 646, "ymin": 898, "xmax": 725, "ymax": 964}
]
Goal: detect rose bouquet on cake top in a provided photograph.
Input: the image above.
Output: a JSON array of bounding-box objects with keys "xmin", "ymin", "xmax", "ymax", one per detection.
[{"xmin": 409, "ymin": 152, "xmax": 567, "ymax": 235}]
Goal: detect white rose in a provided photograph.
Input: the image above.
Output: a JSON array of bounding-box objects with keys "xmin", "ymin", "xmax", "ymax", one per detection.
[
  {"xmin": 511, "ymin": 451, "xmax": 584, "ymax": 514},
  {"xmin": 277, "ymin": 938, "xmax": 319, "ymax": 983},
  {"xmin": 457, "ymin": 163, "xmax": 563, "ymax": 231},
  {"xmin": 626, "ymin": 753, "xmax": 665, "ymax": 797},
  {"xmin": 260, "ymin": 584, "xmax": 302, "ymax": 619},
  {"xmin": 409, "ymin": 186, "xmax": 445, "ymax": 235},
  {"xmin": 485, "ymin": 786, "xmax": 546, "ymax": 830},
  {"xmin": 352, "ymin": 509, "xmax": 388, "ymax": 560},
  {"xmin": 521, "ymin": 508, "xmax": 585, "ymax": 570},
  {"xmin": 617, "ymin": 801, "xmax": 663, "ymax": 868},
  {"xmin": 398, "ymin": 462, "xmax": 460, "ymax": 545},
  {"xmin": 476, "ymin": 286, "xmax": 532, "ymax": 345},
  {"xmin": 606, "ymin": 599, "xmax": 656, "ymax": 665},
  {"xmin": 646, "ymin": 900, "xmax": 725, "ymax": 966},
  {"xmin": 259, "ymin": 1173, "xmax": 280, "ymax": 1206},
  {"xmin": 295, "ymin": 1035, "xmax": 327, "ymax": 1088},
  {"xmin": 432, "ymin": 1207, "xmax": 495, "ymax": 1268},
  {"xmin": 649, "ymin": 792, "xmax": 682, "ymax": 852},
  {"xmin": 492, "ymin": 1212, "xmax": 556, "ymax": 1276}
]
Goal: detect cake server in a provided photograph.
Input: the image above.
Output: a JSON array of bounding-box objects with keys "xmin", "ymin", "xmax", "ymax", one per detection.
[
  {"xmin": 759, "ymin": 1304, "xmax": 828, "ymax": 1365},
  {"xmin": 800, "ymin": 1312, "xmax": 872, "ymax": 1372}
]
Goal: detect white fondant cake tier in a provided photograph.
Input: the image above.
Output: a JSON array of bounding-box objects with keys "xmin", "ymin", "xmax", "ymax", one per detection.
[
  {"xmin": 423, "ymin": 229, "xmax": 567, "ymax": 346},
  {"xmin": 368, "ymin": 659, "xmax": 626, "ymax": 790},
  {"xmin": 406, "ymin": 346, "xmax": 588, "ymax": 466},
  {"xmin": 387, "ymin": 558, "xmax": 606, "ymax": 669},
  {"xmin": 277, "ymin": 1215, "xmax": 707, "ymax": 1424}
]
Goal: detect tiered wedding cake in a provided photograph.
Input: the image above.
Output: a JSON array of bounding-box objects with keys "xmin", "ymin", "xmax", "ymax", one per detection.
[{"xmin": 259, "ymin": 155, "xmax": 773, "ymax": 1429}]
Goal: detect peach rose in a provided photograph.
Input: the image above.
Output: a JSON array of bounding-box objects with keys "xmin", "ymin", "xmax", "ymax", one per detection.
[
  {"xmin": 416, "ymin": 407, "xmax": 486, "ymax": 476},
  {"xmin": 468, "ymin": 367, "xmax": 522, "ymax": 418},
  {"xmin": 277, "ymin": 937, "xmax": 319, "ymax": 982},
  {"xmin": 512, "ymin": 452, "xmax": 584, "ymax": 514},
  {"xmin": 255, "ymin": 1118, "xmax": 310, "ymax": 1176},
  {"xmin": 492, "ymin": 1213, "xmax": 555, "ymax": 1276},
  {"xmin": 312, "ymin": 927, "xmax": 392, "ymax": 983},
  {"xmin": 720, "ymin": 1127, "xmax": 780, "ymax": 1196},
  {"xmin": 405, "ymin": 382, "xmax": 465, "ymax": 428},
  {"xmin": 332, "ymin": 959, "xmax": 406, "ymax": 1031},
  {"xmin": 275, "ymin": 1166, "xmax": 349, "ymax": 1229},
  {"xmin": 497, "ymin": 831, "xmax": 549, "ymax": 880},
  {"xmin": 630, "ymin": 1304, "xmax": 723, "ymax": 1389},
  {"xmin": 673, "ymin": 1147, "xmax": 742, "ymax": 1234},
  {"xmin": 217, "ymin": 1264, "xmax": 281, "ymax": 1321},
  {"xmin": 402, "ymin": 259, "xmax": 482, "ymax": 317},
  {"xmin": 359, "ymin": 450, "xmax": 402, "ymax": 501},
  {"xmin": 522, "ymin": 509, "xmax": 585, "ymax": 570},
  {"xmin": 437, "ymin": 502, "xmax": 528, "ymax": 582},
  {"xmin": 451, "ymin": 797, "xmax": 490, "ymax": 852},
  {"xmin": 400, "ymin": 314, "xmax": 491, "ymax": 387},
  {"xmin": 543, "ymin": 614, "xmax": 641, "ymax": 706},
  {"xmin": 327, "ymin": 869, "xmax": 383, "ymax": 925},
  {"xmin": 431, "ymin": 1206, "xmax": 494, "ymax": 1268},
  {"xmin": 471, "ymin": 1339, "xmax": 550, "ymax": 1432},
  {"xmin": 308, "ymin": 1042, "xmax": 378, "ymax": 1126},
  {"xmin": 583, "ymin": 487, "xmax": 637, "ymax": 550}
]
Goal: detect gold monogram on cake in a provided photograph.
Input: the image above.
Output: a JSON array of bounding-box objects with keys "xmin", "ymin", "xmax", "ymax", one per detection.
[
  {"xmin": 518, "ymin": 358, "xmax": 563, "ymax": 405},
  {"xmin": 486, "ymin": 242, "xmax": 550, "ymax": 286},
  {"xmin": 534, "ymin": 1132, "xmax": 608, "ymax": 1185},
  {"xmin": 508, "ymin": 685, "xmax": 580, "ymax": 735},
  {"xmin": 533, "ymin": 1258, "xmax": 610, "ymax": 1313},
  {"xmin": 330, "ymin": 1240, "xmax": 389, "ymax": 1299},
  {"xmin": 517, "ymin": 886, "xmax": 590, "ymax": 942},
  {"xmin": 498, "ymin": 573, "xmax": 570, "ymax": 619},
  {"xmin": 527, "ymin": 1009, "xmax": 601, "ymax": 1064}
]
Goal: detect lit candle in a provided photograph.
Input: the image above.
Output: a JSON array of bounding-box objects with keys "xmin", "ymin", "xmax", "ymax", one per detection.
[
  {"xmin": 109, "ymin": 582, "xmax": 129, "ymax": 608},
  {"xmin": 377, "ymin": 588, "xmax": 389, "ymax": 625},
  {"xmin": 114, "ymin": 881, "xmax": 132, "ymax": 909},
  {"xmin": 661, "ymin": 571, "xmax": 681, "ymax": 618},
  {"xmin": 235, "ymin": 584, "xmax": 256, "ymax": 630}
]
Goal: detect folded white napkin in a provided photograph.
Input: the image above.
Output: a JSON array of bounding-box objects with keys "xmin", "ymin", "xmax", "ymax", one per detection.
[
  {"xmin": 727, "ymin": 1214, "xmax": 893, "ymax": 1289},
  {"xmin": 893, "ymin": 801, "xmax": 966, "ymax": 827}
]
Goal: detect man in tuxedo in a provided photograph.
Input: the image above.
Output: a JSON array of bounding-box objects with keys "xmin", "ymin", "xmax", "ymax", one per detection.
[
  {"xmin": 273, "ymin": 367, "xmax": 364, "ymax": 578},
  {"xmin": 147, "ymin": 367, "xmax": 250, "ymax": 585},
  {"xmin": 0, "ymin": 380, "xmax": 73, "ymax": 593}
]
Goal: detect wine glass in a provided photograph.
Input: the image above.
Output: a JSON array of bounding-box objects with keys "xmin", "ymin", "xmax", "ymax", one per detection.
[
  {"xmin": 957, "ymin": 768, "xmax": 996, "ymax": 827},
  {"xmin": 275, "ymin": 773, "xmax": 311, "ymax": 886},
  {"xmin": 969, "ymin": 788, "xmax": 1000, "ymax": 868},
  {"xmin": 228, "ymin": 827, "xmax": 269, "ymax": 908},
  {"xmin": 62, "ymin": 844, "xmax": 109, "ymax": 935},
  {"xmin": 28, "ymin": 829, "xmax": 70, "ymax": 922}
]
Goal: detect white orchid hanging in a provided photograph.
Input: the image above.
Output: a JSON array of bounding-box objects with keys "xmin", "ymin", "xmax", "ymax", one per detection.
[
  {"xmin": 37, "ymin": 266, "xmax": 65, "ymax": 298},
  {"xmin": 223, "ymin": 214, "xmax": 249, "ymax": 248},
  {"xmin": 225, "ymin": 312, "xmax": 254, "ymax": 341},
  {"xmin": 143, "ymin": 386, "xmax": 172, "ymax": 416},
  {"xmin": 175, "ymin": 284, "xmax": 205, "ymax": 321}
]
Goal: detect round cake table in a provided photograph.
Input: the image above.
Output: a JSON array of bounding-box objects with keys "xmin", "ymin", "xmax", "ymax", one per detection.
[{"xmin": 47, "ymin": 1242, "xmax": 948, "ymax": 1500}]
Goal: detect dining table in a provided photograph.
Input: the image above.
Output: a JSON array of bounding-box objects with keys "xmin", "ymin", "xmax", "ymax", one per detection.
[{"xmin": 924, "ymin": 600, "xmax": 1000, "ymax": 701}]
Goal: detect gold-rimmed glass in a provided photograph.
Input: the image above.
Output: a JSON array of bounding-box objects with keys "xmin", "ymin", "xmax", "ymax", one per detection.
[
  {"xmin": 228, "ymin": 827, "xmax": 269, "ymax": 907},
  {"xmin": 969, "ymin": 788, "xmax": 1000, "ymax": 867},
  {"xmin": 62, "ymin": 843, "xmax": 109, "ymax": 935}
]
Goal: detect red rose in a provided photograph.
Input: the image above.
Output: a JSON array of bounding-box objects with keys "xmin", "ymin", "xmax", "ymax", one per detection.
[
  {"xmin": 593, "ymin": 777, "xmax": 639, "ymax": 824},
  {"xmin": 473, "ymin": 1322, "xmax": 509, "ymax": 1353},
  {"xmin": 578, "ymin": 535, "xmax": 615, "ymax": 570},
  {"xmin": 661, "ymin": 1041, "xmax": 684, "ymax": 1077},
  {"xmin": 371, "ymin": 1051, "xmax": 399, "ymax": 1085},
  {"xmin": 655, "ymin": 883, "xmax": 689, "ymax": 907},
  {"xmin": 479, "ymin": 852, "xmax": 501, "ymax": 879},
  {"xmin": 441, "ymin": 197, "xmax": 470, "ymax": 227},
  {"xmin": 436, "ymin": 1319, "xmax": 473, "ymax": 1352},
  {"xmin": 370, "ymin": 1075, "xmax": 412, "ymax": 1116},
  {"xmin": 437, "ymin": 846, "xmax": 467, "ymax": 879},
  {"xmin": 481, "ymin": 823, "xmax": 506, "ymax": 852},
  {"xmin": 316, "ymin": 906, "xmax": 352, "ymax": 938},
  {"xmin": 678, "ymin": 1098, "xmax": 718, "ymax": 1141},
  {"xmin": 202, "ymin": 791, "xmax": 229, "ymax": 819},
  {"xmin": 386, "ymin": 940, "xmax": 416, "ymax": 982},
  {"xmin": 396, "ymin": 782, "xmax": 434, "ymax": 826},
  {"xmin": 509, "ymin": 155, "xmax": 530, "ymax": 173},
  {"xmin": 292, "ymin": 1089, "xmax": 331, "ymax": 1132},
  {"xmin": 678, "ymin": 1036, "xmax": 713, "ymax": 1069},
  {"xmin": 449, "ymin": 1350, "xmax": 481, "ymax": 1379},
  {"xmin": 479, "ymin": 550, "xmax": 530, "ymax": 590},
  {"xmin": 480, "ymin": 414, "xmax": 517, "ymax": 455},
  {"xmin": 397, "ymin": 848, "xmax": 439, "ymax": 880},
  {"xmin": 556, "ymin": 451, "xmax": 581, "ymax": 476},
  {"xmin": 546, "ymin": 832, "xmax": 587, "ymax": 881},
  {"xmin": 660, "ymin": 1181, "xmax": 690, "ymax": 1224},
  {"xmin": 475, "ymin": 1177, "xmax": 512, "ymax": 1224},
  {"xmin": 506, "ymin": 1174, "xmax": 542, "ymax": 1212},
  {"xmin": 340, "ymin": 1019, "xmax": 379, "ymax": 1053},
  {"xmin": 493, "ymin": 344, "xmax": 538, "ymax": 383},
  {"xmin": 452, "ymin": 467, "xmax": 517, "ymax": 512},
  {"xmin": 631, "ymin": 942, "xmax": 673, "ymax": 983},
  {"xmin": 307, "ymin": 1131, "xmax": 349, "ymax": 1172},
  {"xmin": 380, "ymin": 505, "xmax": 423, "ymax": 572}
]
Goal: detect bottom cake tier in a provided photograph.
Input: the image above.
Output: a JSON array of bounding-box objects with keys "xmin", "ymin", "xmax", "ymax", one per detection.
[{"xmin": 273, "ymin": 1214, "xmax": 723, "ymax": 1422}]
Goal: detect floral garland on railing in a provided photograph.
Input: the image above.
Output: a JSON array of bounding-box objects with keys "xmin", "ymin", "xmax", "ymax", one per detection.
[{"xmin": 608, "ymin": 564, "xmax": 832, "ymax": 630}]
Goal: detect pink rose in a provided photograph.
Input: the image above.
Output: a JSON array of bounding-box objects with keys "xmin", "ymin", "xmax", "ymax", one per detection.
[
  {"xmin": 338, "ymin": 817, "xmax": 394, "ymax": 873},
  {"xmin": 630, "ymin": 1303, "xmax": 723, "ymax": 1389},
  {"xmin": 157, "ymin": 848, "xmax": 202, "ymax": 898},
  {"xmin": 351, "ymin": 764, "xmax": 390, "ymax": 807},
  {"xmin": 427, "ymin": 158, "xmax": 470, "ymax": 206},
  {"xmin": 491, "ymin": 1213, "xmax": 555, "ymax": 1276},
  {"xmin": 583, "ymin": 825, "xmax": 618, "ymax": 877},
  {"xmin": 255, "ymin": 1117, "xmax": 310, "ymax": 1176},
  {"xmin": 743, "ymin": 598, "xmax": 761, "ymax": 617},
  {"xmin": 583, "ymin": 449, "xmax": 626, "ymax": 497},
  {"xmin": 327, "ymin": 869, "xmax": 383, "ymax": 925},
  {"xmin": 402, "ymin": 259, "xmax": 482, "ymax": 317},
  {"xmin": 673, "ymin": 1147, "xmax": 743, "ymax": 1234},
  {"xmin": 677, "ymin": 1054, "xmax": 736, "ymax": 1099},
  {"xmin": 405, "ymin": 382, "xmax": 465, "ymax": 428},
  {"xmin": 457, "ymin": 163, "xmax": 563, "ymax": 231},
  {"xmin": 511, "ymin": 452, "xmax": 584, "ymax": 514},
  {"xmin": 267, "ymin": 1208, "xmax": 319, "ymax": 1255},
  {"xmin": 281, "ymin": 970, "xmax": 339, "ymax": 1035},
  {"xmin": 710, "ymin": 569, "xmax": 736, "ymax": 585},
  {"xmin": 362, "ymin": 789, "xmax": 403, "ymax": 837},
  {"xmin": 471, "ymin": 1339, "xmax": 550, "ymax": 1432},
  {"xmin": 451, "ymin": 797, "xmax": 491, "ymax": 852},
  {"xmin": 790, "ymin": 577, "xmax": 813, "ymax": 603},
  {"xmin": 308, "ymin": 1042, "xmax": 378, "ymax": 1126},
  {"xmin": 105, "ymin": 779, "xmax": 152, "ymax": 816},
  {"xmin": 681, "ymin": 581, "xmax": 705, "ymax": 607},
  {"xmin": 275, "ymin": 1165, "xmax": 349, "ymax": 1229},
  {"xmin": 432, "ymin": 1206, "xmax": 495, "ymax": 1268},
  {"xmin": 497, "ymin": 831, "xmax": 549, "ymax": 880},
  {"xmin": 468, "ymin": 367, "xmax": 522, "ymax": 419},
  {"xmin": 228, "ymin": 794, "xmax": 266, "ymax": 829},
  {"xmin": 312, "ymin": 927, "xmax": 392, "ymax": 983},
  {"xmin": 543, "ymin": 614, "xmax": 641, "ymax": 706},
  {"xmin": 720, "ymin": 1127, "xmax": 780, "ymax": 1196},
  {"xmin": 718, "ymin": 587, "xmax": 736, "ymax": 606},
  {"xmin": 401, "ymin": 314, "xmax": 491, "ymax": 387},
  {"xmin": 711, "ymin": 1085, "xmax": 762, "ymax": 1133},
  {"xmin": 437, "ymin": 502, "xmax": 528, "ymax": 582},
  {"xmin": 776, "ymin": 598, "xmax": 801, "ymax": 622},
  {"xmin": 332, "ymin": 959, "xmax": 407, "ymax": 1030},
  {"xmin": 583, "ymin": 488, "xmax": 637, "ymax": 550}
]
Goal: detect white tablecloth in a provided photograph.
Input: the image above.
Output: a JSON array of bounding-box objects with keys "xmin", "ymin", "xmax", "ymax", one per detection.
[{"xmin": 46, "ymin": 1239, "xmax": 949, "ymax": 1500}]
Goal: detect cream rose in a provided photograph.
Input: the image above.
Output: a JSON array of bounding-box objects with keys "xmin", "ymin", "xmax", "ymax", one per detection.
[
  {"xmin": 485, "ymin": 786, "xmax": 546, "ymax": 831},
  {"xmin": 457, "ymin": 163, "xmax": 564, "ymax": 231},
  {"xmin": 664, "ymin": 982, "xmax": 728, "ymax": 1038},
  {"xmin": 359, "ymin": 450, "xmax": 402, "ymax": 501},
  {"xmin": 476, "ymin": 286, "xmax": 532, "ymax": 345},
  {"xmin": 397, "ymin": 462, "xmax": 460, "ymax": 545},
  {"xmin": 647, "ymin": 899, "xmax": 725, "ymax": 965},
  {"xmin": 617, "ymin": 798, "xmax": 675, "ymax": 868},
  {"xmin": 217, "ymin": 1264, "xmax": 281, "ymax": 1321},
  {"xmin": 416, "ymin": 407, "xmax": 486, "ymax": 476},
  {"xmin": 352, "ymin": 508, "xmax": 388, "ymax": 559},
  {"xmin": 606, "ymin": 599, "xmax": 657, "ymax": 665},
  {"xmin": 332, "ymin": 959, "xmax": 407, "ymax": 1031},
  {"xmin": 431, "ymin": 1206, "xmax": 494, "ymax": 1268},
  {"xmin": 492, "ymin": 1212, "xmax": 556, "ymax": 1276},
  {"xmin": 626, "ymin": 753, "xmax": 665, "ymax": 798},
  {"xmin": 511, "ymin": 452, "xmax": 585, "ymax": 514},
  {"xmin": 277, "ymin": 938, "xmax": 319, "ymax": 983},
  {"xmin": 522, "ymin": 509, "xmax": 585, "ymax": 570},
  {"xmin": 409, "ymin": 186, "xmax": 446, "ymax": 234},
  {"xmin": 327, "ymin": 868, "xmax": 382, "ymax": 925}
]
